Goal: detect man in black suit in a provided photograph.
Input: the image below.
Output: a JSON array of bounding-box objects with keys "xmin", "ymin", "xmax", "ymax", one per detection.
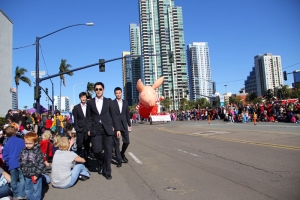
[
  {"xmin": 86, "ymin": 82, "xmax": 121, "ymax": 180},
  {"xmin": 112, "ymin": 87, "xmax": 132, "ymax": 167},
  {"xmin": 72, "ymin": 92, "xmax": 90, "ymax": 167}
]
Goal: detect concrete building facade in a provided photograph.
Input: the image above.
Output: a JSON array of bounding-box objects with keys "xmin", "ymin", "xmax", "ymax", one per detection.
[
  {"xmin": 244, "ymin": 67, "xmax": 257, "ymax": 95},
  {"xmin": 0, "ymin": 10, "xmax": 13, "ymax": 116},
  {"xmin": 254, "ymin": 53, "xmax": 283, "ymax": 96},
  {"xmin": 54, "ymin": 96, "xmax": 70, "ymax": 112},
  {"xmin": 187, "ymin": 42, "xmax": 213, "ymax": 100}
]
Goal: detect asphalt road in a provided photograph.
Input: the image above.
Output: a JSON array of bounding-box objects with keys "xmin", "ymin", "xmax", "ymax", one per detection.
[{"xmin": 44, "ymin": 120, "xmax": 300, "ymax": 200}]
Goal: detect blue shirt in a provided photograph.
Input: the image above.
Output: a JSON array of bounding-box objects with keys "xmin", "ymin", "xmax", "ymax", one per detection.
[{"xmin": 3, "ymin": 136, "xmax": 25, "ymax": 171}]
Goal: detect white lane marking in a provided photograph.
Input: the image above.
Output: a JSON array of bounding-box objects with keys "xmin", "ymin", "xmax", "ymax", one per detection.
[
  {"xmin": 174, "ymin": 148, "xmax": 201, "ymax": 157},
  {"xmin": 128, "ymin": 152, "xmax": 143, "ymax": 164}
]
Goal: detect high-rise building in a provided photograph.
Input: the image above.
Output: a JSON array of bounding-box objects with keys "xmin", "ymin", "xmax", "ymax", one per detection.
[
  {"xmin": 293, "ymin": 70, "xmax": 300, "ymax": 88},
  {"xmin": 244, "ymin": 67, "xmax": 257, "ymax": 95},
  {"xmin": 11, "ymin": 88, "xmax": 17, "ymax": 110},
  {"xmin": 130, "ymin": 24, "xmax": 142, "ymax": 105},
  {"xmin": 0, "ymin": 10, "xmax": 13, "ymax": 116},
  {"xmin": 254, "ymin": 53, "xmax": 283, "ymax": 96},
  {"xmin": 138, "ymin": 0, "xmax": 188, "ymax": 110},
  {"xmin": 122, "ymin": 51, "xmax": 133, "ymax": 106},
  {"xmin": 54, "ymin": 96, "xmax": 70, "ymax": 112},
  {"xmin": 187, "ymin": 42, "xmax": 213, "ymax": 100}
]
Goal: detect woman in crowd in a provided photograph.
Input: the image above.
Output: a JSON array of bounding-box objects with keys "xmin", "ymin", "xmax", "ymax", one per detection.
[{"xmin": 51, "ymin": 137, "xmax": 90, "ymax": 188}]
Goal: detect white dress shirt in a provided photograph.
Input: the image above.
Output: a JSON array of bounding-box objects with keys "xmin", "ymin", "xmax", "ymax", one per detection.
[
  {"xmin": 117, "ymin": 99, "xmax": 123, "ymax": 113},
  {"xmin": 95, "ymin": 97, "xmax": 103, "ymax": 115},
  {"xmin": 81, "ymin": 103, "xmax": 87, "ymax": 117}
]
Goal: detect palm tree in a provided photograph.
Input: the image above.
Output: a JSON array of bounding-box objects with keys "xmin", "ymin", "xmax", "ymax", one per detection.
[
  {"xmin": 59, "ymin": 59, "xmax": 73, "ymax": 111},
  {"xmin": 14, "ymin": 66, "xmax": 31, "ymax": 109},
  {"xmin": 161, "ymin": 97, "xmax": 172, "ymax": 112},
  {"xmin": 23, "ymin": 106, "xmax": 28, "ymax": 110},
  {"xmin": 86, "ymin": 82, "xmax": 94, "ymax": 97}
]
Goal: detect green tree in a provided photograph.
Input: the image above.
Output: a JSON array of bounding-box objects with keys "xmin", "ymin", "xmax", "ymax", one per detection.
[
  {"xmin": 86, "ymin": 82, "xmax": 94, "ymax": 97},
  {"xmin": 23, "ymin": 106, "xmax": 28, "ymax": 110},
  {"xmin": 161, "ymin": 97, "xmax": 172, "ymax": 111},
  {"xmin": 246, "ymin": 92, "xmax": 257, "ymax": 103},
  {"xmin": 252, "ymin": 97, "xmax": 263, "ymax": 104},
  {"xmin": 229, "ymin": 95, "xmax": 243, "ymax": 105},
  {"xmin": 290, "ymin": 82, "xmax": 300, "ymax": 99},
  {"xmin": 179, "ymin": 98, "xmax": 189, "ymax": 110},
  {"xmin": 14, "ymin": 66, "xmax": 31, "ymax": 109},
  {"xmin": 59, "ymin": 59, "xmax": 73, "ymax": 110},
  {"xmin": 129, "ymin": 103, "xmax": 138, "ymax": 112},
  {"xmin": 263, "ymin": 89, "xmax": 275, "ymax": 102}
]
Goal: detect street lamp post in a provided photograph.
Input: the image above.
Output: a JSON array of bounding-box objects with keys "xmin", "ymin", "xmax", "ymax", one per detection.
[
  {"xmin": 73, "ymin": 83, "xmax": 83, "ymax": 107},
  {"xmin": 35, "ymin": 22, "xmax": 94, "ymax": 113}
]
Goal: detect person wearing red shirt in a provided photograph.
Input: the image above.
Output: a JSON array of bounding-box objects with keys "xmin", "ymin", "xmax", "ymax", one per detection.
[
  {"xmin": 45, "ymin": 116, "xmax": 53, "ymax": 130},
  {"xmin": 40, "ymin": 130, "xmax": 53, "ymax": 167}
]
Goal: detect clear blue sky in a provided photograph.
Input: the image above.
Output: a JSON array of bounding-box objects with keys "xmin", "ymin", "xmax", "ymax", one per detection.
[{"xmin": 1, "ymin": 0, "xmax": 300, "ymax": 109}]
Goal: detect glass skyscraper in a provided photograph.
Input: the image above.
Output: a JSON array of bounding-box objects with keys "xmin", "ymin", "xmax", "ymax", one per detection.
[
  {"xmin": 187, "ymin": 42, "xmax": 213, "ymax": 100},
  {"xmin": 138, "ymin": 0, "xmax": 188, "ymax": 110}
]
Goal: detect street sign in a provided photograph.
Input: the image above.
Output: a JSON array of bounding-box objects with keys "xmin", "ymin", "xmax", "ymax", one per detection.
[{"xmin": 31, "ymin": 71, "xmax": 46, "ymax": 78}]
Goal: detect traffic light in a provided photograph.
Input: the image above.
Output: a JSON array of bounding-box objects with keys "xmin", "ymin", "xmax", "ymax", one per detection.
[
  {"xmin": 168, "ymin": 51, "xmax": 174, "ymax": 63},
  {"xmin": 33, "ymin": 103, "xmax": 37, "ymax": 109},
  {"xmin": 55, "ymin": 105, "xmax": 57, "ymax": 110},
  {"xmin": 49, "ymin": 105, "xmax": 52, "ymax": 111},
  {"xmin": 186, "ymin": 90, "xmax": 189, "ymax": 95},
  {"xmin": 34, "ymin": 86, "xmax": 41, "ymax": 100},
  {"xmin": 45, "ymin": 88, "xmax": 48, "ymax": 95},
  {"xmin": 283, "ymin": 71, "xmax": 287, "ymax": 81},
  {"xmin": 99, "ymin": 59, "xmax": 105, "ymax": 72}
]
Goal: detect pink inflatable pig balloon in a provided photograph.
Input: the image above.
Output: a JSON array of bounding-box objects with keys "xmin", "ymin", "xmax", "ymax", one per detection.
[{"xmin": 136, "ymin": 77, "xmax": 165, "ymax": 118}]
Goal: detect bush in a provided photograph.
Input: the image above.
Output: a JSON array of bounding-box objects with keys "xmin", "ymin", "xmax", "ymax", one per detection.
[{"xmin": 0, "ymin": 117, "xmax": 5, "ymax": 127}]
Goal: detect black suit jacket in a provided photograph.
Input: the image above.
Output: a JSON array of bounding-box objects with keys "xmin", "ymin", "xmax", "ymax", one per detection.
[
  {"xmin": 72, "ymin": 104, "xmax": 88, "ymax": 132},
  {"xmin": 86, "ymin": 97, "xmax": 121, "ymax": 136},
  {"xmin": 112, "ymin": 99, "xmax": 132, "ymax": 130}
]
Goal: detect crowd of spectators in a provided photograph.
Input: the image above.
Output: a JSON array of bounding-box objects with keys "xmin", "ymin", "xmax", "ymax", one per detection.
[
  {"xmin": 168, "ymin": 100, "xmax": 300, "ymax": 124},
  {"xmin": 0, "ymin": 109, "xmax": 89, "ymax": 199}
]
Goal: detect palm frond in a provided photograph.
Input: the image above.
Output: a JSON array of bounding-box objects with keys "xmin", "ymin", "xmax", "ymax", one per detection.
[{"xmin": 20, "ymin": 76, "xmax": 32, "ymax": 87}]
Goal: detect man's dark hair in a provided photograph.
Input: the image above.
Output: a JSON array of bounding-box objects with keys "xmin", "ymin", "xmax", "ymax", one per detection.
[
  {"xmin": 114, "ymin": 87, "xmax": 122, "ymax": 93},
  {"xmin": 79, "ymin": 92, "xmax": 87, "ymax": 98},
  {"xmin": 55, "ymin": 110, "xmax": 61, "ymax": 115},
  {"xmin": 94, "ymin": 82, "xmax": 105, "ymax": 89}
]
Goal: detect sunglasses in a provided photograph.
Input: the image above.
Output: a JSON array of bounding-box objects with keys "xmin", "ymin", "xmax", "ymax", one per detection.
[{"xmin": 95, "ymin": 88, "xmax": 103, "ymax": 91}]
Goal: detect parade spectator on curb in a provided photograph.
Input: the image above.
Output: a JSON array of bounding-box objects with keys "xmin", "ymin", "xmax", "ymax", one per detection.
[
  {"xmin": 40, "ymin": 130, "xmax": 53, "ymax": 167},
  {"xmin": 19, "ymin": 132, "xmax": 45, "ymax": 200},
  {"xmin": 0, "ymin": 167, "xmax": 11, "ymax": 199},
  {"xmin": 2, "ymin": 126, "xmax": 26, "ymax": 199},
  {"xmin": 52, "ymin": 135, "xmax": 61, "ymax": 155},
  {"xmin": 45, "ymin": 116, "xmax": 53, "ymax": 130},
  {"xmin": 5, "ymin": 110, "xmax": 13, "ymax": 123},
  {"xmin": 51, "ymin": 137, "xmax": 90, "ymax": 189},
  {"xmin": 51, "ymin": 111, "xmax": 64, "ymax": 135}
]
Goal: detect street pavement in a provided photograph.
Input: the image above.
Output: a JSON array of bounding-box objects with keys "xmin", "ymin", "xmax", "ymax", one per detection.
[{"xmin": 43, "ymin": 120, "xmax": 300, "ymax": 200}]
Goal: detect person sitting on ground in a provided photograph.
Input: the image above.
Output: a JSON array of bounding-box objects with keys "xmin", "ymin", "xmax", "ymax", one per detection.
[
  {"xmin": 0, "ymin": 166, "xmax": 12, "ymax": 199},
  {"xmin": 51, "ymin": 137, "xmax": 90, "ymax": 189},
  {"xmin": 67, "ymin": 130, "xmax": 77, "ymax": 152},
  {"xmin": 52, "ymin": 135, "xmax": 61, "ymax": 155},
  {"xmin": 19, "ymin": 132, "xmax": 45, "ymax": 200},
  {"xmin": 2, "ymin": 126, "xmax": 26, "ymax": 199},
  {"xmin": 40, "ymin": 130, "xmax": 53, "ymax": 167}
]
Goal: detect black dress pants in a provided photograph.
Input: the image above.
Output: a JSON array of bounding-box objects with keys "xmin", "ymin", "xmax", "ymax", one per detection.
[{"xmin": 91, "ymin": 124, "xmax": 113, "ymax": 176}]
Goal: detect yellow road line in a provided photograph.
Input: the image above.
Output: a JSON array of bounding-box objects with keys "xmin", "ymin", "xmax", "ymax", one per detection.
[{"xmin": 158, "ymin": 127, "xmax": 300, "ymax": 151}]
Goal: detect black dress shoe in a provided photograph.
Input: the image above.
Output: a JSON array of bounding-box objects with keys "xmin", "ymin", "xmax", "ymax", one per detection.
[
  {"xmin": 98, "ymin": 165, "xmax": 103, "ymax": 174},
  {"xmin": 105, "ymin": 174, "xmax": 112, "ymax": 180},
  {"xmin": 122, "ymin": 155, "xmax": 129, "ymax": 163},
  {"xmin": 117, "ymin": 162, "xmax": 122, "ymax": 168},
  {"xmin": 84, "ymin": 163, "xmax": 91, "ymax": 168}
]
